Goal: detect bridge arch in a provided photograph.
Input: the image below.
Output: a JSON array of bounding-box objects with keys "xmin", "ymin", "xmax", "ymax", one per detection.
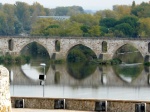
[
  {"xmin": 111, "ymin": 41, "xmax": 145, "ymax": 59},
  {"xmin": 18, "ymin": 40, "xmax": 51, "ymax": 58},
  {"xmin": 66, "ymin": 43, "xmax": 97, "ymax": 60}
]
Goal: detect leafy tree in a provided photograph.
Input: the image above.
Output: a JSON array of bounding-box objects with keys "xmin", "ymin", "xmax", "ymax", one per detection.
[
  {"xmin": 64, "ymin": 21, "xmax": 83, "ymax": 36},
  {"xmin": 0, "ymin": 3, "xmax": 2, "ymax": 9},
  {"xmin": 3, "ymin": 4, "xmax": 16, "ymax": 35},
  {"xmin": 0, "ymin": 4, "xmax": 22, "ymax": 35},
  {"xmin": 113, "ymin": 5, "xmax": 131, "ymax": 17},
  {"xmin": 88, "ymin": 25, "xmax": 100, "ymax": 37},
  {"xmin": 44, "ymin": 8, "xmax": 50, "ymax": 16},
  {"xmin": 14, "ymin": 17, "xmax": 23, "ymax": 34},
  {"xmin": 131, "ymin": 2, "xmax": 150, "ymax": 18},
  {"xmin": 99, "ymin": 18, "xmax": 117, "ymax": 37},
  {"xmin": 30, "ymin": 2, "xmax": 46, "ymax": 16},
  {"xmin": 100, "ymin": 26, "xmax": 109, "ymax": 36},
  {"xmin": 70, "ymin": 14, "xmax": 99, "ymax": 26},
  {"xmin": 117, "ymin": 16, "xmax": 139, "ymax": 37},
  {"xmin": 70, "ymin": 14, "xmax": 100, "ymax": 37},
  {"xmin": 95, "ymin": 10, "xmax": 118, "ymax": 19},
  {"xmin": 0, "ymin": 11, "xmax": 7, "ymax": 35},
  {"xmin": 15, "ymin": 2, "xmax": 31, "ymax": 32},
  {"xmin": 113, "ymin": 30, "xmax": 125, "ymax": 37},
  {"xmin": 132, "ymin": 1, "xmax": 136, "ymax": 8},
  {"xmin": 139, "ymin": 18, "xmax": 150, "ymax": 37},
  {"xmin": 50, "ymin": 6, "xmax": 84, "ymax": 16},
  {"xmin": 117, "ymin": 16, "xmax": 138, "ymax": 28},
  {"xmin": 31, "ymin": 18, "xmax": 57, "ymax": 36},
  {"xmin": 114, "ymin": 23, "xmax": 134, "ymax": 37},
  {"xmin": 100, "ymin": 18, "xmax": 117, "ymax": 28}
]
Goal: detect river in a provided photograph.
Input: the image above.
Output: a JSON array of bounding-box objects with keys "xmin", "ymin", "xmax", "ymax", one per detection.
[
  {"xmin": 7, "ymin": 61, "xmax": 150, "ymax": 101},
  {"xmin": 6, "ymin": 42, "xmax": 150, "ymax": 101}
]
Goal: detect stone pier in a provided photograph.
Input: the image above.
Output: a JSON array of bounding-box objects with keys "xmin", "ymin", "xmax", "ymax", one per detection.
[{"xmin": 0, "ymin": 66, "xmax": 11, "ymax": 112}]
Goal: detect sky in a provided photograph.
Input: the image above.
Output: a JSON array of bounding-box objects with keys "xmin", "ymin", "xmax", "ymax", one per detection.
[{"xmin": 0, "ymin": 0, "xmax": 150, "ymax": 11}]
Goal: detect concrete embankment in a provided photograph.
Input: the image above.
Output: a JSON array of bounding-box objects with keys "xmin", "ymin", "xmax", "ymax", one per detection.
[
  {"xmin": 11, "ymin": 97, "xmax": 150, "ymax": 112},
  {"xmin": 12, "ymin": 108, "xmax": 92, "ymax": 112}
]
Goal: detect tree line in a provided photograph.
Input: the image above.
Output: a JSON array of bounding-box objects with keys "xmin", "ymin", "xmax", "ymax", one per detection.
[
  {"xmin": 0, "ymin": 2, "xmax": 84, "ymax": 36},
  {"xmin": 0, "ymin": 1, "xmax": 150, "ymax": 38}
]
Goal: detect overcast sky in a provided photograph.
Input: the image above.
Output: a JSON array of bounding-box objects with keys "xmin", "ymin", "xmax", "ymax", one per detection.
[{"xmin": 0, "ymin": 0, "xmax": 150, "ymax": 11}]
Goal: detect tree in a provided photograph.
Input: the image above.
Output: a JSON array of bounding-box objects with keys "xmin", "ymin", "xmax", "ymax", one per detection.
[
  {"xmin": 131, "ymin": 2, "xmax": 150, "ymax": 18},
  {"xmin": 139, "ymin": 18, "xmax": 150, "ymax": 37},
  {"xmin": 30, "ymin": 2, "xmax": 46, "ymax": 16},
  {"xmin": 117, "ymin": 16, "xmax": 138, "ymax": 28},
  {"xmin": 117, "ymin": 16, "xmax": 139, "ymax": 37},
  {"xmin": 64, "ymin": 21, "xmax": 83, "ymax": 36},
  {"xmin": 31, "ymin": 18, "xmax": 58, "ymax": 36},
  {"xmin": 99, "ymin": 18, "xmax": 117, "ymax": 37},
  {"xmin": 115, "ymin": 23, "xmax": 134, "ymax": 37},
  {"xmin": 3, "ymin": 4, "xmax": 16, "ymax": 35},
  {"xmin": 0, "ymin": 3, "xmax": 2, "ymax": 9},
  {"xmin": 70, "ymin": 14, "xmax": 100, "ymax": 37},
  {"xmin": 95, "ymin": 10, "xmax": 118, "ymax": 19},
  {"xmin": 100, "ymin": 18, "xmax": 117, "ymax": 28},
  {"xmin": 0, "ymin": 11, "xmax": 7, "ymax": 35},
  {"xmin": 15, "ymin": 2, "xmax": 31, "ymax": 32},
  {"xmin": 132, "ymin": 1, "xmax": 136, "ymax": 8},
  {"xmin": 88, "ymin": 25, "xmax": 100, "ymax": 37},
  {"xmin": 113, "ymin": 5, "xmax": 131, "ymax": 17},
  {"xmin": 50, "ymin": 6, "xmax": 84, "ymax": 16},
  {"xmin": 70, "ymin": 14, "xmax": 99, "ymax": 26}
]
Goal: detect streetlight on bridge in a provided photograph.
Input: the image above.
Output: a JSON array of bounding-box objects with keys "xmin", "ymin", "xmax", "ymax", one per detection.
[{"xmin": 39, "ymin": 63, "xmax": 46, "ymax": 97}]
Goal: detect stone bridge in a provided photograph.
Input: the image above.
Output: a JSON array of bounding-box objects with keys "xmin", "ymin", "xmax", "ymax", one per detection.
[{"xmin": 1, "ymin": 36, "xmax": 150, "ymax": 60}]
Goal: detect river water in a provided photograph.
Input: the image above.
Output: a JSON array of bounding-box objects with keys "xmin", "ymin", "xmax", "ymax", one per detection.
[
  {"xmin": 7, "ymin": 43, "xmax": 150, "ymax": 101},
  {"xmin": 7, "ymin": 60, "xmax": 150, "ymax": 101}
]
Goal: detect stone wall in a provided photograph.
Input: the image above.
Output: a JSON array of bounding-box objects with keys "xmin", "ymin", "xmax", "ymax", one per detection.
[
  {"xmin": 0, "ymin": 37, "xmax": 149, "ymax": 60},
  {"xmin": 0, "ymin": 66, "xmax": 11, "ymax": 112},
  {"xmin": 11, "ymin": 97, "xmax": 150, "ymax": 112}
]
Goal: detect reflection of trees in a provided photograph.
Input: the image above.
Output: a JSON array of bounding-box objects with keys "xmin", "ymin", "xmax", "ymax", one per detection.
[
  {"xmin": 21, "ymin": 42, "xmax": 49, "ymax": 57},
  {"xmin": 67, "ymin": 62, "xmax": 97, "ymax": 80},
  {"xmin": 67, "ymin": 44, "xmax": 97, "ymax": 80},
  {"xmin": 113, "ymin": 43, "xmax": 144, "ymax": 82},
  {"xmin": 20, "ymin": 42, "xmax": 50, "ymax": 74},
  {"xmin": 113, "ymin": 64, "xmax": 143, "ymax": 82},
  {"xmin": 113, "ymin": 44, "xmax": 143, "ymax": 64},
  {"xmin": 67, "ymin": 44, "xmax": 97, "ymax": 62}
]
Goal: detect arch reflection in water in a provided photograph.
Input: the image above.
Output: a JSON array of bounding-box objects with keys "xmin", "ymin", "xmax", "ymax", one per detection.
[
  {"xmin": 20, "ymin": 41, "xmax": 50, "ymax": 80},
  {"xmin": 67, "ymin": 44, "xmax": 97, "ymax": 80},
  {"xmin": 113, "ymin": 64, "xmax": 143, "ymax": 83},
  {"xmin": 21, "ymin": 64, "xmax": 42, "ymax": 80},
  {"xmin": 67, "ymin": 62, "xmax": 97, "ymax": 80},
  {"xmin": 9, "ymin": 63, "xmax": 150, "ymax": 101}
]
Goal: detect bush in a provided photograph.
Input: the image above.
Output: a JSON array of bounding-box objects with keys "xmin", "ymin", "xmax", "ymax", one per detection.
[{"xmin": 0, "ymin": 55, "xmax": 30, "ymax": 64}]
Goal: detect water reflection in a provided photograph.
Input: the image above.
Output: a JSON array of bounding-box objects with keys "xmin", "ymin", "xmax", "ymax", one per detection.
[
  {"xmin": 67, "ymin": 61, "xmax": 97, "ymax": 80},
  {"xmin": 21, "ymin": 64, "xmax": 41, "ymax": 80},
  {"xmin": 113, "ymin": 64, "xmax": 144, "ymax": 83},
  {"xmin": 9, "ymin": 63, "xmax": 150, "ymax": 100},
  {"xmin": 8, "ymin": 42, "xmax": 150, "ymax": 100}
]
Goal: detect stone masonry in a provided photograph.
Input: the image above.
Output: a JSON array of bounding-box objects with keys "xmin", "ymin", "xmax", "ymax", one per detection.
[
  {"xmin": 0, "ymin": 36, "xmax": 149, "ymax": 60},
  {"xmin": 0, "ymin": 66, "xmax": 11, "ymax": 112}
]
